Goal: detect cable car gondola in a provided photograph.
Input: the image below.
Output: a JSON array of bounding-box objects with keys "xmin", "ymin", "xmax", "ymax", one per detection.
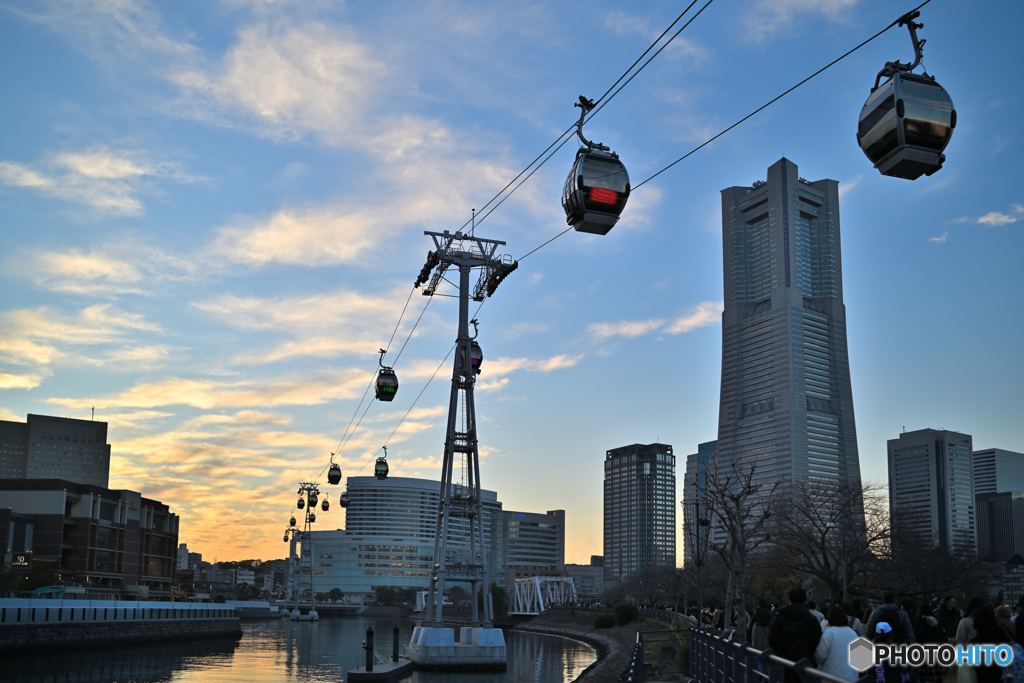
[
  {"xmin": 321, "ymin": 497, "xmax": 329, "ymax": 512},
  {"xmin": 339, "ymin": 491, "xmax": 350, "ymax": 508},
  {"xmin": 328, "ymin": 461, "xmax": 342, "ymax": 485},
  {"xmin": 283, "ymin": 533, "xmax": 289, "ymax": 543},
  {"xmin": 562, "ymin": 96, "xmax": 630, "ymax": 235},
  {"xmin": 374, "ymin": 451, "xmax": 389, "ymax": 481},
  {"xmin": 290, "ymin": 515, "xmax": 296, "ymax": 527},
  {"xmin": 308, "ymin": 491, "xmax": 318, "ymax": 508},
  {"xmin": 469, "ymin": 341, "xmax": 483, "ymax": 374},
  {"xmin": 375, "ymin": 348, "xmax": 399, "ymax": 402},
  {"xmin": 296, "ymin": 497, "xmax": 305, "ymax": 509},
  {"xmin": 857, "ymin": 11, "xmax": 955, "ymax": 180},
  {"xmin": 308, "ymin": 512, "xmax": 316, "ymax": 524}
]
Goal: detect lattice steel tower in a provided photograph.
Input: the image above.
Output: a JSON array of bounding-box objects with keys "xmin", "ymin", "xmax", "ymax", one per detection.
[{"xmin": 415, "ymin": 229, "xmax": 517, "ymax": 628}]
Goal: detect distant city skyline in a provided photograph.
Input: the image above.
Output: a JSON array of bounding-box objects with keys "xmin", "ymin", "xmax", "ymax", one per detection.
[{"xmin": 0, "ymin": 2, "xmax": 1021, "ymax": 564}]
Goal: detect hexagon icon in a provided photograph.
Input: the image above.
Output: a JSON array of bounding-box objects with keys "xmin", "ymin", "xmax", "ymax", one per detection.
[{"xmin": 849, "ymin": 637, "xmax": 875, "ymax": 672}]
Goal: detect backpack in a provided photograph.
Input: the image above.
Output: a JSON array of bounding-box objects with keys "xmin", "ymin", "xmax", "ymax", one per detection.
[
  {"xmin": 779, "ymin": 615, "xmax": 809, "ymax": 660},
  {"xmin": 875, "ymin": 607, "xmax": 905, "ymax": 643}
]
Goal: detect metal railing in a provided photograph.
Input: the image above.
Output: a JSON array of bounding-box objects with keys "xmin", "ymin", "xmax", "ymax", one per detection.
[
  {"xmin": 690, "ymin": 627, "xmax": 873, "ymax": 683},
  {"xmin": 627, "ymin": 631, "xmax": 645, "ymax": 683}
]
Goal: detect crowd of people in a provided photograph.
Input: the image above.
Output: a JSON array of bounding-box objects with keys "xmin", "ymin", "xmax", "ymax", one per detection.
[{"xmin": 694, "ymin": 589, "xmax": 1024, "ymax": 683}]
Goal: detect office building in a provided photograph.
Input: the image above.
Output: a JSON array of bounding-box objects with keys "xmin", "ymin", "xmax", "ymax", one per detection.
[
  {"xmin": 973, "ymin": 448, "xmax": 1024, "ymax": 496},
  {"xmin": 0, "ymin": 478, "xmax": 178, "ymax": 597},
  {"xmin": 603, "ymin": 442, "xmax": 676, "ymax": 583},
  {"xmin": 491, "ymin": 509, "xmax": 565, "ymax": 589},
  {"xmin": 0, "ymin": 414, "xmax": 111, "ymax": 487},
  {"xmin": 887, "ymin": 428, "xmax": 975, "ymax": 551},
  {"xmin": 683, "ymin": 440, "xmax": 717, "ymax": 566},
  {"xmin": 344, "ymin": 475, "xmax": 501, "ymax": 548},
  {"xmin": 309, "ymin": 475, "xmax": 502, "ymax": 599},
  {"xmin": 1004, "ymin": 555, "xmax": 1024, "ymax": 605},
  {"xmin": 977, "ymin": 492, "xmax": 1024, "ymax": 560},
  {"xmin": 565, "ymin": 555, "xmax": 606, "ymax": 601},
  {"xmin": 717, "ymin": 159, "xmax": 860, "ymax": 490}
]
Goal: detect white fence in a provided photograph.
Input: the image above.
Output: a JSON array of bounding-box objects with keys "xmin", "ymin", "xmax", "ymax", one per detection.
[{"xmin": 0, "ymin": 599, "xmax": 236, "ymax": 625}]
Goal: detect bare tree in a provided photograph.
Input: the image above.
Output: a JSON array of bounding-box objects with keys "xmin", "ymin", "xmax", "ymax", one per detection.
[
  {"xmin": 699, "ymin": 459, "xmax": 778, "ymax": 633},
  {"xmin": 882, "ymin": 508, "xmax": 1000, "ymax": 601},
  {"xmin": 768, "ymin": 479, "xmax": 888, "ymax": 602}
]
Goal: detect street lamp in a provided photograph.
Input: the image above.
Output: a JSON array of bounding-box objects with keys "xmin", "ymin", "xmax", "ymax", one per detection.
[{"xmin": 826, "ymin": 521, "xmax": 847, "ymax": 603}]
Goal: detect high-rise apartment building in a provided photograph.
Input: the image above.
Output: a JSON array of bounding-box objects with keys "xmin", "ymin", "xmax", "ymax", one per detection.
[
  {"xmin": 887, "ymin": 428, "xmax": 975, "ymax": 551},
  {"xmin": 973, "ymin": 448, "xmax": 1024, "ymax": 496},
  {"xmin": 603, "ymin": 442, "xmax": 675, "ymax": 583},
  {"xmin": 717, "ymin": 158, "xmax": 860, "ymax": 490},
  {"xmin": 0, "ymin": 414, "xmax": 111, "ymax": 487}
]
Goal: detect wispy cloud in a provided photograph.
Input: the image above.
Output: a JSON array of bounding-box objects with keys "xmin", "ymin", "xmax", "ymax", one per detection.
[
  {"xmin": 8, "ymin": 240, "xmax": 200, "ymax": 297},
  {"xmin": 929, "ymin": 232, "xmax": 948, "ymax": 245},
  {"xmin": 193, "ymin": 286, "xmax": 427, "ymax": 364},
  {"xmin": 953, "ymin": 203, "xmax": 1024, "ymax": 227},
  {"xmin": 745, "ymin": 0, "xmax": 858, "ymax": 42},
  {"xmin": 667, "ymin": 301, "xmax": 723, "ymax": 334},
  {"xmin": 0, "ymin": 304, "xmax": 164, "ymax": 367},
  {"xmin": 0, "ymin": 147, "xmax": 199, "ymax": 215},
  {"xmin": 46, "ymin": 369, "xmax": 367, "ymax": 410},
  {"xmin": 170, "ymin": 22, "xmax": 386, "ymax": 145},
  {"xmin": 839, "ymin": 174, "xmax": 862, "ymax": 199},
  {"xmin": 589, "ymin": 318, "xmax": 666, "ymax": 340},
  {"xmin": 587, "ymin": 302, "xmax": 723, "ymax": 341},
  {"xmin": 603, "ymin": 10, "xmax": 708, "ymax": 62},
  {"xmin": 0, "ymin": 372, "xmax": 48, "ymax": 390}
]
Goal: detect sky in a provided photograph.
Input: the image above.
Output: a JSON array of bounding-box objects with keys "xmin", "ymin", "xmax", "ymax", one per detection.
[{"xmin": 1, "ymin": 0, "xmax": 1022, "ymax": 567}]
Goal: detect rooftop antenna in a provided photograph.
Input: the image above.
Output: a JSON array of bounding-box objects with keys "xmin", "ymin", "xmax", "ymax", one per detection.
[{"xmin": 91, "ymin": 407, "xmax": 94, "ymax": 421}]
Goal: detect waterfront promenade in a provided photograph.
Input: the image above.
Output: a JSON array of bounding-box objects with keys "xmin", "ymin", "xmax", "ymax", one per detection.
[{"xmin": 0, "ymin": 598, "xmax": 242, "ymax": 654}]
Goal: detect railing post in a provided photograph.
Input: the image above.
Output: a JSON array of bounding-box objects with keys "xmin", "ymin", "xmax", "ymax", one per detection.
[{"xmin": 365, "ymin": 626, "xmax": 374, "ymax": 672}]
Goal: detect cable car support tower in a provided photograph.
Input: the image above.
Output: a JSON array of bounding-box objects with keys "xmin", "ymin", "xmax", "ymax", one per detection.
[{"xmin": 407, "ymin": 228, "xmax": 516, "ymax": 667}]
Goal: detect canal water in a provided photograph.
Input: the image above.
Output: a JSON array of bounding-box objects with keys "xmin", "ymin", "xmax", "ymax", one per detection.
[{"xmin": 4, "ymin": 617, "xmax": 597, "ymax": 683}]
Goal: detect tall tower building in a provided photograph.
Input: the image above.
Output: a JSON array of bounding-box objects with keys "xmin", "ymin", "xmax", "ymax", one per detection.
[
  {"xmin": 603, "ymin": 442, "xmax": 675, "ymax": 583},
  {"xmin": 887, "ymin": 428, "xmax": 975, "ymax": 551},
  {"xmin": 717, "ymin": 158, "xmax": 860, "ymax": 490}
]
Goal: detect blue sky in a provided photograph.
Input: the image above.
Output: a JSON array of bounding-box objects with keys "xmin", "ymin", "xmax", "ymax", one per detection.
[{"xmin": 1, "ymin": 0, "xmax": 1021, "ymax": 565}]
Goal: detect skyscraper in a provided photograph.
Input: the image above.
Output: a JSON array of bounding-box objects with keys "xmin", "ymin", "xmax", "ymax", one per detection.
[
  {"xmin": 717, "ymin": 158, "xmax": 860, "ymax": 490},
  {"xmin": 972, "ymin": 448, "xmax": 1024, "ymax": 496},
  {"xmin": 887, "ymin": 428, "xmax": 975, "ymax": 551},
  {"xmin": 603, "ymin": 442, "xmax": 675, "ymax": 583}
]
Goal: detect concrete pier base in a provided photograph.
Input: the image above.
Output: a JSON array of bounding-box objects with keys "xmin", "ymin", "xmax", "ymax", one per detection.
[
  {"xmin": 405, "ymin": 625, "xmax": 506, "ymax": 669},
  {"xmin": 348, "ymin": 657, "xmax": 415, "ymax": 681}
]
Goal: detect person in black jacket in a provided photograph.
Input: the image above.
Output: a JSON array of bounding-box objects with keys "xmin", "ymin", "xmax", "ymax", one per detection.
[
  {"xmin": 769, "ymin": 587, "xmax": 823, "ymax": 683},
  {"xmin": 936, "ymin": 596, "xmax": 962, "ymax": 641}
]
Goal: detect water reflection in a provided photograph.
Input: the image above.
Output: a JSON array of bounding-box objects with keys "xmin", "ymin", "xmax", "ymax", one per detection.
[
  {"xmin": 5, "ymin": 637, "xmax": 240, "ymax": 683},
  {"xmin": 3, "ymin": 618, "xmax": 596, "ymax": 683}
]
